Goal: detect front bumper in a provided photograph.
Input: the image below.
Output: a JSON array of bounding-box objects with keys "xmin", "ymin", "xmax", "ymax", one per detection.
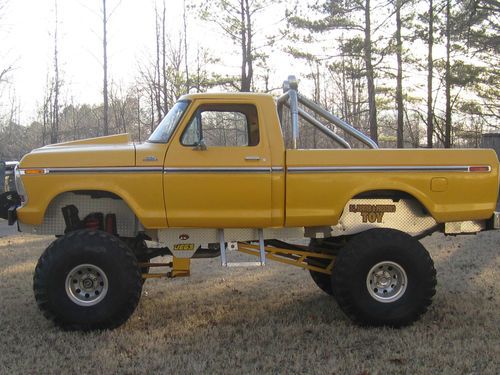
[
  {"xmin": 0, "ymin": 191, "xmax": 20, "ymax": 225},
  {"xmin": 7, "ymin": 206, "xmax": 17, "ymax": 225}
]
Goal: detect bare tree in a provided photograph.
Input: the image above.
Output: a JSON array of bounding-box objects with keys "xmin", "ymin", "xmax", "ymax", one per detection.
[
  {"xmin": 102, "ymin": 0, "xmax": 109, "ymax": 135},
  {"xmin": 0, "ymin": 1, "xmax": 13, "ymax": 89},
  {"xmin": 200, "ymin": 0, "xmax": 277, "ymax": 92},
  {"xmin": 51, "ymin": 0, "xmax": 61, "ymax": 144},
  {"xmin": 152, "ymin": 0, "xmax": 169, "ymax": 120},
  {"xmin": 0, "ymin": 65, "xmax": 12, "ymax": 86},
  {"xmin": 395, "ymin": 0, "xmax": 404, "ymax": 148},
  {"xmin": 183, "ymin": 0, "xmax": 189, "ymax": 93},
  {"xmin": 288, "ymin": 0, "xmax": 380, "ymax": 143},
  {"xmin": 426, "ymin": 0, "xmax": 434, "ymax": 148},
  {"xmin": 39, "ymin": 1, "xmax": 62, "ymax": 145},
  {"xmin": 444, "ymin": 0, "xmax": 452, "ymax": 148}
]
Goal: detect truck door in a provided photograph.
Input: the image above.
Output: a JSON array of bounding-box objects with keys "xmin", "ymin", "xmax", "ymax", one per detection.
[{"xmin": 163, "ymin": 101, "xmax": 273, "ymax": 228}]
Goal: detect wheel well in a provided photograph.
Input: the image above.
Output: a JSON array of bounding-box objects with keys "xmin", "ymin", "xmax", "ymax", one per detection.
[
  {"xmin": 352, "ymin": 190, "xmax": 429, "ymax": 215},
  {"xmin": 72, "ymin": 190, "xmax": 122, "ymax": 200},
  {"xmin": 41, "ymin": 190, "xmax": 140, "ymax": 236}
]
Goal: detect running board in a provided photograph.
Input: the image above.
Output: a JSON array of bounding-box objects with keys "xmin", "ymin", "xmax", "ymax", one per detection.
[{"xmin": 218, "ymin": 228, "xmax": 266, "ymax": 267}]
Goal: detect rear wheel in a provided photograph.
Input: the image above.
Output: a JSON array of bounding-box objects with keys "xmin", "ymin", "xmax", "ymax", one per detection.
[
  {"xmin": 331, "ymin": 228, "xmax": 436, "ymax": 327},
  {"xmin": 309, "ymin": 268, "xmax": 333, "ymax": 295},
  {"xmin": 307, "ymin": 238, "xmax": 342, "ymax": 296},
  {"xmin": 34, "ymin": 230, "xmax": 142, "ymax": 331}
]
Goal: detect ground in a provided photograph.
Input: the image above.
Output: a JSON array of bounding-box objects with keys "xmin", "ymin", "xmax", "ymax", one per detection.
[{"xmin": 0, "ymin": 224, "xmax": 499, "ymax": 374}]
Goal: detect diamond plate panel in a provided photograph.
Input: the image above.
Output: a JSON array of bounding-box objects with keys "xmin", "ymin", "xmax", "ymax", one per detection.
[
  {"xmin": 444, "ymin": 221, "xmax": 484, "ymax": 234},
  {"xmin": 18, "ymin": 192, "xmax": 139, "ymax": 236},
  {"xmin": 330, "ymin": 198, "xmax": 438, "ymax": 237}
]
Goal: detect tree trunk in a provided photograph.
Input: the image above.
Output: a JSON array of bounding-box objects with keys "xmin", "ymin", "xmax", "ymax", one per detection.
[
  {"xmin": 244, "ymin": 0, "xmax": 253, "ymax": 91},
  {"xmin": 364, "ymin": 0, "xmax": 378, "ymax": 143},
  {"xmin": 395, "ymin": 0, "xmax": 404, "ymax": 148},
  {"xmin": 426, "ymin": 0, "xmax": 434, "ymax": 148},
  {"xmin": 150, "ymin": 89, "xmax": 155, "ymax": 134},
  {"xmin": 154, "ymin": 5, "xmax": 162, "ymax": 121},
  {"xmin": 161, "ymin": 1, "xmax": 168, "ymax": 114},
  {"xmin": 183, "ymin": 0, "xmax": 189, "ymax": 94},
  {"xmin": 102, "ymin": 0, "xmax": 109, "ymax": 136},
  {"xmin": 444, "ymin": 0, "xmax": 451, "ymax": 148},
  {"xmin": 240, "ymin": 0, "xmax": 250, "ymax": 92},
  {"xmin": 137, "ymin": 93, "xmax": 141, "ymax": 141},
  {"xmin": 51, "ymin": 0, "xmax": 60, "ymax": 144}
]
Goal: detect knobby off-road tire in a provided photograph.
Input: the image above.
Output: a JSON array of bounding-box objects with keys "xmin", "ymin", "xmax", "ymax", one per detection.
[
  {"xmin": 123, "ymin": 238, "xmax": 150, "ymax": 284},
  {"xmin": 308, "ymin": 238, "xmax": 343, "ymax": 296},
  {"xmin": 33, "ymin": 230, "xmax": 142, "ymax": 331},
  {"xmin": 309, "ymin": 269, "xmax": 333, "ymax": 295},
  {"xmin": 331, "ymin": 228, "xmax": 436, "ymax": 327}
]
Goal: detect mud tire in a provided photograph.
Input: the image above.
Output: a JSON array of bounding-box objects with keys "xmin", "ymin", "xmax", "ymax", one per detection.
[
  {"xmin": 33, "ymin": 230, "xmax": 142, "ymax": 331},
  {"xmin": 331, "ymin": 228, "xmax": 436, "ymax": 327}
]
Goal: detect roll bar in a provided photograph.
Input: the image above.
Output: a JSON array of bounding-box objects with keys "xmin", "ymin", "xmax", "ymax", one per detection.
[{"xmin": 276, "ymin": 75, "xmax": 379, "ymax": 149}]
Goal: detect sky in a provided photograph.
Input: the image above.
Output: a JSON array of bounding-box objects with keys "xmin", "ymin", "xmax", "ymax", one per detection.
[
  {"xmin": 0, "ymin": 0, "xmax": 304, "ymax": 124},
  {"xmin": 1, "ymin": 0, "xmax": 182, "ymax": 122}
]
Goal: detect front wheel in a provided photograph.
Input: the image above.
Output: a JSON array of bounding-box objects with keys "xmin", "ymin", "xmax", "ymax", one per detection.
[
  {"xmin": 331, "ymin": 228, "xmax": 436, "ymax": 327},
  {"xmin": 33, "ymin": 230, "xmax": 142, "ymax": 331}
]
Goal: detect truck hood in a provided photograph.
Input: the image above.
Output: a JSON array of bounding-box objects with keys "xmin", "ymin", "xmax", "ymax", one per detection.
[{"xmin": 19, "ymin": 134, "xmax": 136, "ymax": 168}]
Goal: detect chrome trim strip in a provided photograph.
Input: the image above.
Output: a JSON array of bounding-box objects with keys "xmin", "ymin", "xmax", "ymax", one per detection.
[
  {"xmin": 18, "ymin": 166, "xmax": 285, "ymax": 175},
  {"xmin": 20, "ymin": 165, "xmax": 488, "ymax": 175},
  {"xmin": 287, "ymin": 165, "xmax": 474, "ymax": 173},
  {"xmin": 46, "ymin": 167, "xmax": 163, "ymax": 174},
  {"xmin": 163, "ymin": 167, "xmax": 272, "ymax": 174}
]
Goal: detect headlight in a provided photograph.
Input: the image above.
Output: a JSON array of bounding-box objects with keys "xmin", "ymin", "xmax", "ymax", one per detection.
[{"xmin": 14, "ymin": 165, "xmax": 28, "ymax": 206}]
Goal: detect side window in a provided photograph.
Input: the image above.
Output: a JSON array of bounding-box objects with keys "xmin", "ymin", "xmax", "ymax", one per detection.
[{"xmin": 181, "ymin": 104, "xmax": 259, "ymax": 147}]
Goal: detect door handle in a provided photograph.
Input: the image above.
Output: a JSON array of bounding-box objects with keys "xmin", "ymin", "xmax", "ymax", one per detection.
[{"xmin": 244, "ymin": 156, "xmax": 260, "ymax": 161}]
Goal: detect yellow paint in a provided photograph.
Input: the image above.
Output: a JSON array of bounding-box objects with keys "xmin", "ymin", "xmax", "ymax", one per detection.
[
  {"xmin": 171, "ymin": 257, "xmax": 191, "ymax": 278},
  {"xmin": 15, "ymin": 93, "xmax": 500, "ymax": 231},
  {"xmin": 431, "ymin": 177, "xmax": 448, "ymax": 192},
  {"xmin": 237, "ymin": 242, "xmax": 335, "ymax": 275},
  {"xmin": 173, "ymin": 244, "xmax": 195, "ymax": 251},
  {"xmin": 285, "ymin": 149, "xmax": 499, "ymax": 226},
  {"xmin": 163, "ymin": 95, "xmax": 278, "ymax": 228}
]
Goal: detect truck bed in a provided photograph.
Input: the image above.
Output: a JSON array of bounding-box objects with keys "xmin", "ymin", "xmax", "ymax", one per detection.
[{"xmin": 285, "ymin": 148, "xmax": 499, "ymax": 227}]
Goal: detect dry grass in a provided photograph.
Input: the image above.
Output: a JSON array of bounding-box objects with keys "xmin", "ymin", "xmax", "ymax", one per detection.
[{"xmin": 0, "ymin": 231, "xmax": 499, "ymax": 374}]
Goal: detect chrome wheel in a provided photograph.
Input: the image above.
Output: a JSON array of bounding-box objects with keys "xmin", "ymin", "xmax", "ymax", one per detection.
[
  {"xmin": 65, "ymin": 264, "xmax": 108, "ymax": 306},
  {"xmin": 366, "ymin": 261, "xmax": 407, "ymax": 303}
]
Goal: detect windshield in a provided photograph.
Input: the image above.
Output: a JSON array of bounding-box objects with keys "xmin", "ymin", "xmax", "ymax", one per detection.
[{"xmin": 148, "ymin": 100, "xmax": 190, "ymax": 143}]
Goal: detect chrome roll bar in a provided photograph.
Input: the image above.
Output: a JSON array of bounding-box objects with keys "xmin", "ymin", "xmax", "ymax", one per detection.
[{"xmin": 277, "ymin": 75, "xmax": 379, "ymax": 150}]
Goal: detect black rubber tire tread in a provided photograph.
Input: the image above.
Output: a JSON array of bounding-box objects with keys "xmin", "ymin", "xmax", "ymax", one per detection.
[
  {"xmin": 307, "ymin": 238, "xmax": 339, "ymax": 296},
  {"xmin": 309, "ymin": 269, "xmax": 333, "ymax": 296},
  {"xmin": 331, "ymin": 228, "xmax": 436, "ymax": 327},
  {"xmin": 123, "ymin": 238, "xmax": 150, "ymax": 284},
  {"xmin": 33, "ymin": 230, "xmax": 142, "ymax": 331}
]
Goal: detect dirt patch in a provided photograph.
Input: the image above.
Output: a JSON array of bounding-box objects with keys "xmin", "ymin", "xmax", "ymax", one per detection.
[{"xmin": 1, "ymin": 231, "xmax": 499, "ymax": 374}]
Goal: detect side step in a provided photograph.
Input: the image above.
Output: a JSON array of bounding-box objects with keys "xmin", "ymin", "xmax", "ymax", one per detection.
[{"xmin": 218, "ymin": 228, "xmax": 266, "ymax": 267}]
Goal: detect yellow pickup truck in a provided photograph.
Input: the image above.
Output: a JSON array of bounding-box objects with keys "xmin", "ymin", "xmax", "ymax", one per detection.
[{"xmin": 1, "ymin": 76, "xmax": 499, "ymax": 331}]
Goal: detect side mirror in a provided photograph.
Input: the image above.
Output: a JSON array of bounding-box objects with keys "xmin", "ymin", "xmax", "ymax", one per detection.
[{"xmin": 193, "ymin": 139, "xmax": 207, "ymax": 151}]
